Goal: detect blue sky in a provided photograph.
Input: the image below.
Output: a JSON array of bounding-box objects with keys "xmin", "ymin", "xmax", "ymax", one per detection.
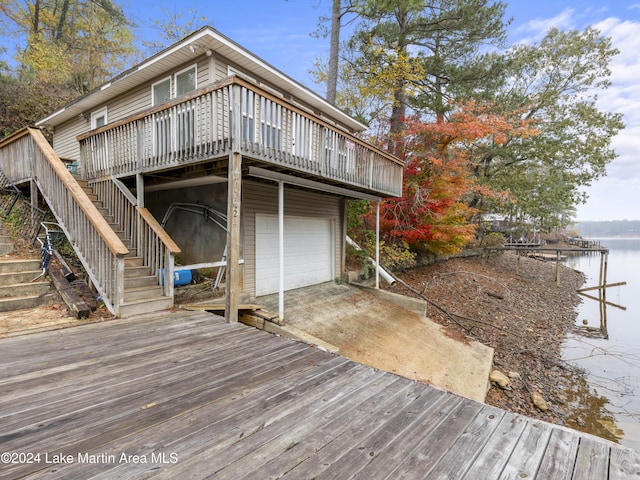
[
  {"xmin": 6, "ymin": 0, "xmax": 640, "ymax": 222},
  {"xmin": 123, "ymin": 0, "xmax": 640, "ymax": 223}
]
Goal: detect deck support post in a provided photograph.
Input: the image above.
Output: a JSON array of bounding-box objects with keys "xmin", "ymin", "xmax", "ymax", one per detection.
[
  {"xmin": 375, "ymin": 200, "xmax": 380, "ymax": 289},
  {"xmin": 226, "ymin": 83, "xmax": 243, "ymax": 323},
  {"xmin": 30, "ymin": 179, "xmax": 39, "ymax": 235},
  {"xmin": 278, "ymin": 180, "xmax": 284, "ymax": 321},
  {"xmin": 555, "ymin": 250, "xmax": 561, "ymax": 286},
  {"xmin": 225, "ymin": 151, "xmax": 242, "ymax": 323},
  {"xmin": 115, "ymin": 255, "xmax": 125, "ymax": 316},
  {"xmin": 136, "ymin": 174, "xmax": 145, "ymax": 208}
]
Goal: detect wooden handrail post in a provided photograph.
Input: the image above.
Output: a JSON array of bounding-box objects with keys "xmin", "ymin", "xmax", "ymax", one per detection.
[
  {"xmin": 165, "ymin": 248, "xmax": 175, "ymax": 299},
  {"xmin": 115, "ymin": 255, "xmax": 126, "ymax": 314}
]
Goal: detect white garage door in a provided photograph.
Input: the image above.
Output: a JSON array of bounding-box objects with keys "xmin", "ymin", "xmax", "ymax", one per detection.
[{"xmin": 255, "ymin": 214, "xmax": 334, "ymax": 296}]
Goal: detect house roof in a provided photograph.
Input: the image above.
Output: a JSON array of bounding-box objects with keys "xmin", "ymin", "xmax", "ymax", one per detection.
[{"xmin": 36, "ymin": 26, "xmax": 367, "ymax": 132}]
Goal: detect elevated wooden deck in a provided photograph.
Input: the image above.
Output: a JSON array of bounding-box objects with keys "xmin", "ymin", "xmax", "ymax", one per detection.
[{"xmin": 1, "ymin": 311, "xmax": 639, "ymax": 479}]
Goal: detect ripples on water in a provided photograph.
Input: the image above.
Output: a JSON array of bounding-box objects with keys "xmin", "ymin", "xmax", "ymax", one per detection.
[{"xmin": 563, "ymin": 238, "xmax": 640, "ymax": 450}]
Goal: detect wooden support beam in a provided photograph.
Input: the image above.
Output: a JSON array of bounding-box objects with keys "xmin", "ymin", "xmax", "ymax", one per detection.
[
  {"xmin": 49, "ymin": 269, "xmax": 91, "ymax": 319},
  {"xmin": 225, "ymin": 151, "xmax": 242, "ymax": 323},
  {"xmin": 577, "ymin": 281, "xmax": 627, "ymax": 293},
  {"xmin": 179, "ymin": 303, "xmax": 263, "ymax": 312},
  {"xmin": 225, "ymin": 86, "xmax": 243, "ymax": 323},
  {"xmin": 53, "ymin": 250, "xmax": 75, "ymax": 282},
  {"xmin": 578, "ymin": 291, "xmax": 627, "ymax": 311}
]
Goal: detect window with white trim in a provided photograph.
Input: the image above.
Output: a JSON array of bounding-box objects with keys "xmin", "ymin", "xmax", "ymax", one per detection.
[
  {"xmin": 91, "ymin": 107, "xmax": 107, "ymax": 129},
  {"xmin": 150, "ymin": 65, "xmax": 198, "ymax": 155},
  {"xmin": 175, "ymin": 65, "xmax": 196, "ymax": 97},
  {"xmin": 151, "ymin": 64, "xmax": 197, "ymax": 106},
  {"xmin": 152, "ymin": 77, "xmax": 171, "ymax": 106}
]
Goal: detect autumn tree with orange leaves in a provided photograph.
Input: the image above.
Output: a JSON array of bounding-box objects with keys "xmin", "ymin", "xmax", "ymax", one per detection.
[{"xmin": 361, "ymin": 102, "xmax": 539, "ymax": 256}]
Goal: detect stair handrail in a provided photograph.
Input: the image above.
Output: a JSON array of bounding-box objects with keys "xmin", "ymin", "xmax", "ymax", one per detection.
[
  {"xmin": 137, "ymin": 206, "xmax": 181, "ymax": 299},
  {"xmin": 0, "ymin": 127, "xmax": 129, "ymax": 315},
  {"xmin": 89, "ymin": 177, "xmax": 181, "ymax": 299}
]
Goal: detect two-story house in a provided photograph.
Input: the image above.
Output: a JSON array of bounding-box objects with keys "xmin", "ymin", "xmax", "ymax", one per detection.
[{"xmin": 0, "ymin": 26, "xmax": 403, "ymax": 320}]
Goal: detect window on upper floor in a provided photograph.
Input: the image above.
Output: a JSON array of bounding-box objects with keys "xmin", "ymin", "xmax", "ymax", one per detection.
[
  {"xmin": 151, "ymin": 64, "xmax": 197, "ymax": 106},
  {"xmin": 152, "ymin": 77, "xmax": 171, "ymax": 106},
  {"xmin": 176, "ymin": 65, "xmax": 196, "ymax": 97},
  {"xmin": 91, "ymin": 107, "xmax": 108, "ymax": 129}
]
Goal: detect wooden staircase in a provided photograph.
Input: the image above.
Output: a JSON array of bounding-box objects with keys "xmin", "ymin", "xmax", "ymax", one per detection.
[
  {"xmin": 0, "ymin": 228, "xmax": 52, "ymax": 312},
  {"xmin": 76, "ymin": 180, "xmax": 173, "ymax": 317},
  {"xmin": 1, "ymin": 127, "xmax": 179, "ymax": 317}
]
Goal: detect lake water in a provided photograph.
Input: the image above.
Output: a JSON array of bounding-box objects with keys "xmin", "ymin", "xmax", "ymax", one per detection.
[{"xmin": 563, "ymin": 238, "xmax": 640, "ymax": 450}]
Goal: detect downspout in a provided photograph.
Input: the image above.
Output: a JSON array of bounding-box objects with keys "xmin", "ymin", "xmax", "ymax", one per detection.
[{"xmin": 345, "ymin": 235, "xmax": 396, "ymax": 286}]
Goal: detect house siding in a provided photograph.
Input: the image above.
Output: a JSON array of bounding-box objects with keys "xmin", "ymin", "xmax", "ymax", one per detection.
[
  {"xmin": 51, "ymin": 56, "xmax": 218, "ymax": 161},
  {"xmin": 243, "ymin": 181, "xmax": 344, "ymax": 298}
]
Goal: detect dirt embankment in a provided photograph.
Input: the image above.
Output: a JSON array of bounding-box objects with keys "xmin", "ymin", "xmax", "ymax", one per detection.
[{"xmin": 384, "ymin": 250, "xmax": 601, "ymax": 433}]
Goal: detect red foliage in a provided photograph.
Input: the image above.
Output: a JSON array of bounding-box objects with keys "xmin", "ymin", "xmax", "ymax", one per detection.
[{"xmin": 372, "ymin": 101, "xmax": 532, "ymax": 255}]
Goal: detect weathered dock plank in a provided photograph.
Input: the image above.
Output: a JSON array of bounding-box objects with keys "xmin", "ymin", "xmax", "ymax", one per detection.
[
  {"xmin": 536, "ymin": 428, "xmax": 580, "ymax": 480},
  {"xmin": 461, "ymin": 413, "xmax": 528, "ymax": 479},
  {"xmin": 573, "ymin": 436, "xmax": 611, "ymax": 480},
  {"xmin": 610, "ymin": 443, "xmax": 640, "ymax": 480},
  {"xmin": 0, "ymin": 310, "xmax": 639, "ymax": 480},
  {"xmin": 498, "ymin": 420, "xmax": 554, "ymax": 479}
]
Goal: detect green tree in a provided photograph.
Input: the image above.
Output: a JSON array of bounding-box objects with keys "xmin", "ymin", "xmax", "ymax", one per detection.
[
  {"xmin": 1, "ymin": 0, "xmax": 135, "ymax": 91},
  {"xmin": 346, "ymin": 0, "xmax": 509, "ymax": 144},
  {"xmin": 476, "ymin": 27, "xmax": 624, "ymax": 230},
  {"xmin": 0, "ymin": 0, "xmax": 136, "ymax": 135}
]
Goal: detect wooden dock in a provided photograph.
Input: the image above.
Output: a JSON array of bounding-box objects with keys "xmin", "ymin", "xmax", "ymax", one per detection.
[{"xmin": 1, "ymin": 310, "xmax": 639, "ymax": 479}]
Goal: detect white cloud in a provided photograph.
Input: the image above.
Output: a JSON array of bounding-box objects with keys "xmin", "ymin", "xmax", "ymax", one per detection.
[
  {"xmin": 518, "ymin": 9, "xmax": 577, "ymax": 37},
  {"xmin": 512, "ymin": 9, "xmax": 640, "ymax": 220}
]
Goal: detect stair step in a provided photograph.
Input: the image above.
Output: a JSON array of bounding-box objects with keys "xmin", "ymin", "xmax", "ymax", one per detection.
[
  {"xmin": 114, "ymin": 231, "xmax": 131, "ymax": 243},
  {"xmin": 124, "ymin": 275, "xmax": 158, "ymax": 289},
  {"xmin": 0, "ymin": 259, "xmax": 41, "ymax": 273},
  {"xmin": 0, "ymin": 270, "xmax": 43, "ymax": 286},
  {"xmin": 0, "ymin": 281, "xmax": 50, "ymax": 299},
  {"xmin": 0, "ymin": 294, "xmax": 52, "ymax": 312},
  {"xmin": 125, "ymin": 266, "xmax": 152, "ymax": 278},
  {"xmin": 123, "ymin": 285, "xmax": 164, "ymax": 302},
  {"xmin": 124, "ymin": 256, "xmax": 144, "ymax": 267},
  {"xmin": 119, "ymin": 296, "xmax": 173, "ymax": 317},
  {"xmin": 0, "ymin": 244, "xmax": 13, "ymax": 255}
]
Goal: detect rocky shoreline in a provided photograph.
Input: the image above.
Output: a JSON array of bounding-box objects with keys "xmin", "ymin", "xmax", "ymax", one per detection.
[{"xmin": 383, "ymin": 250, "xmax": 618, "ymax": 442}]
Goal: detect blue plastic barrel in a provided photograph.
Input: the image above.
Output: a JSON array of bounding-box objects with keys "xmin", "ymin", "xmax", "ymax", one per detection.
[{"xmin": 158, "ymin": 268, "xmax": 192, "ymax": 286}]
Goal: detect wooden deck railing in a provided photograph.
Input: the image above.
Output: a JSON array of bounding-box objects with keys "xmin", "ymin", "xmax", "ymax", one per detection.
[
  {"xmin": 0, "ymin": 128, "xmax": 36, "ymax": 185},
  {"xmin": 137, "ymin": 207, "xmax": 181, "ymax": 299},
  {"xmin": 78, "ymin": 76, "xmax": 403, "ymax": 197},
  {"xmin": 0, "ymin": 128, "xmax": 129, "ymax": 315},
  {"xmin": 89, "ymin": 177, "xmax": 181, "ymax": 298}
]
